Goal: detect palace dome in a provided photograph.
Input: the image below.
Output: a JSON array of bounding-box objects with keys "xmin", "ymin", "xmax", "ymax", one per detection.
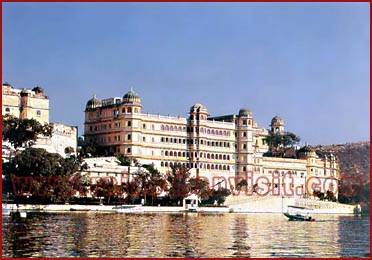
[
  {"xmin": 238, "ymin": 108, "xmax": 251, "ymax": 117},
  {"xmin": 190, "ymin": 103, "xmax": 208, "ymax": 114},
  {"xmin": 271, "ymin": 116, "xmax": 285, "ymax": 126},
  {"xmin": 123, "ymin": 88, "xmax": 141, "ymax": 104},
  {"xmin": 32, "ymin": 86, "xmax": 45, "ymax": 95},
  {"xmin": 86, "ymin": 95, "xmax": 102, "ymax": 109}
]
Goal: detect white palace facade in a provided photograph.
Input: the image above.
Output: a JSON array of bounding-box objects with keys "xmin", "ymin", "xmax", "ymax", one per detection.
[{"xmin": 84, "ymin": 89, "xmax": 340, "ymax": 197}]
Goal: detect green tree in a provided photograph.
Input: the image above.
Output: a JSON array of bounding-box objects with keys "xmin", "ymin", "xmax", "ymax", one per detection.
[
  {"xmin": 2, "ymin": 148, "xmax": 82, "ymax": 203},
  {"xmin": 189, "ymin": 176, "xmax": 210, "ymax": 199},
  {"xmin": 78, "ymin": 137, "xmax": 106, "ymax": 158},
  {"xmin": 92, "ymin": 177, "xmax": 117, "ymax": 204},
  {"xmin": 129, "ymin": 164, "xmax": 167, "ymax": 205},
  {"xmin": 166, "ymin": 165, "xmax": 191, "ymax": 205},
  {"xmin": 115, "ymin": 153, "xmax": 131, "ymax": 166},
  {"xmin": 64, "ymin": 146, "xmax": 75, "ymax": 155},
  {"xmin": 264, "ymin": 131, "xmax": 300, "ymax": 157},
  {"xmin": 2, "ymin": 115, "xmax": 52, "ymax": 149}
]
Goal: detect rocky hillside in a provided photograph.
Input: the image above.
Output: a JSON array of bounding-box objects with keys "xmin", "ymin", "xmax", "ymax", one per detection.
[{"xmin": 314, "ymin": 142, "xmax": 370, "ymax": 183}]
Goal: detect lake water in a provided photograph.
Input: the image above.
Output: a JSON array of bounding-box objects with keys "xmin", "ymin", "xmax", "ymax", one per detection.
[{"xmin": 2, "ymin": 212, "xmax": 370, "ymax": 258}]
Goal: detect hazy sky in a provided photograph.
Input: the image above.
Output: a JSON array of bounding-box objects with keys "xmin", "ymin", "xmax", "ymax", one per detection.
[{"xmin": 2, "ymin": 2, "xmax": 370, "ymax": 145}]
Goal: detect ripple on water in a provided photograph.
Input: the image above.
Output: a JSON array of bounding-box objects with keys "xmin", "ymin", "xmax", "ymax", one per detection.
[{"xmin": 2, "ymin": 213, "xmax": 370, "ymax": 258}]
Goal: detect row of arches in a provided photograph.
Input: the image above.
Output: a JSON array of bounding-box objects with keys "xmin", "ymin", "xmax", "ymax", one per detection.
[
  {"xmin": 160, "ymin": 137, "xmax": 232, "ymax": 148},
  {"xmin": 162, "ymin": 150, "xmax": 231, "ymax": 161},
  {"xmin": 160, "ymin": 125, "xmax": 232, "ymax": 137},
  {"xmin": 160, "ymin": 161, "xmax": 231, "ymax": 171}
]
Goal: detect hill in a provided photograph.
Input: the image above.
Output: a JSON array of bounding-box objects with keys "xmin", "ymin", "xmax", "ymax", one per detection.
[{"xmin": 314, "ymin": 142, "xmax": 370, "ymax": 183}]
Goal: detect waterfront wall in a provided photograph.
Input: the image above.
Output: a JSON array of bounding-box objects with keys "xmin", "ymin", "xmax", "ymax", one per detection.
[{"xmin": 225, "ymin": 195, "xmax": 356, "ymax": 214}]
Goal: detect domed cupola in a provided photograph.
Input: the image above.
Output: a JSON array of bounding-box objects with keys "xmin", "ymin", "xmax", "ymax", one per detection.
[
  {"xmin": 32, "ymin": 86, "xmax": 45, "ymax": 95},
  {"xmin": 238, "ymin": 108, "xmax": 252, "ymax": 117},
  {"xmin": 270, "ymin": 116, "xmax": 285, "ymax": 134},
  {"xmin": 189, "ymin": 103, "xmax": 209, "ymax": 120},
  {"xmin": 86, "ymin": 94, "xmax": 102, "ymax": 110},
  {"xmin": 123, "ymin": 88, "xmax": 141, "ymax": 104}
]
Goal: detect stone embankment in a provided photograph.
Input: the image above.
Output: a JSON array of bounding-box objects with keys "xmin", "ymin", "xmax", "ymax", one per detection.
[
  {"xmin": 224, "ymin": 194, "xmax": 357, "ymax": 214},
  {"xmin": 3, "ymin": 196, "xmax": 357, "ymax": 214}
]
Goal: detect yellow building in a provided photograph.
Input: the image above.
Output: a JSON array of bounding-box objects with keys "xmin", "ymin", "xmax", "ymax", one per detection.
[
  {"xmin": 2, "ymin": 83, "xmax": 77, "ymax": 158},
  {"xmin": 2, "ymin": 82, "xmax": 49, "ymax": 124},
  {"xmin": 84, "ymin": 89, "xmax": 340, "ymax": 197}
]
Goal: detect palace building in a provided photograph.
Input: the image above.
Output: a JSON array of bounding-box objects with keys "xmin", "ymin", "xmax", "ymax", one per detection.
[
  {"xmin": 2, "ymin": 83, "xmax": 77, "ymax": 158},
  {"xmin": 2, "ymin": 82, "xmax": 49, "ymax": 124},
  {"xmin": 84, "ymin": 89, "xmax": 340, "ymax": 196}
]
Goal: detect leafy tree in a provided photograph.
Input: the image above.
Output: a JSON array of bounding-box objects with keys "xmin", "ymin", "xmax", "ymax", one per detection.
[
  {"xmin": 264, "ymin": 131, "xmax": 300, "ymax": 157},
  {"xmin": 325, "ymin": 190, "xmax": 337, "ymax": 202},
  {"xmin": 91, "ymin": 177, "xmax": 118, "ymax": 204},
  {"xmin": 116, "ymin": 153, "xmax": 131, "ymax": 166},
  {"xmin": 2, "ymin": 115, "xmax": 52, "ymax": 149},
  {"xmin": 128, "ymin": 164, "xmax": 167, "ymax": 205},
  {"xmin": 64, "ymin": 146, "xmax": 75, "ymax": 155},
  {"xmin": 166, "ymin": 165, "xmax": 191, "ymax": 205},
  {"xmin": 189, "ymin": 176, "xmax": 210, "ymax": 199},
  {"xmin": 77, "ymin": 137, "xmax": 108, "ymax": 158},
  {"xmin": 2, "ymin": 148, "xmax": 83, "ymax": 203}
]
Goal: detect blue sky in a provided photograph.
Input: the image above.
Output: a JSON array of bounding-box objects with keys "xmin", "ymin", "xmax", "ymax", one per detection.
[{"xmin": 2, "ymin": 2, "xmax": 370, "ymax": 145}]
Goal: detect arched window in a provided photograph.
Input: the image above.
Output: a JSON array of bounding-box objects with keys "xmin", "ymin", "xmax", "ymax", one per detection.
[
  {"xmin": 165, "ymin": 125, "xmax": 169, "ymax": 131},
  {"xmin": 211, "ymin": 130, "xmax": 215, "ymax": 135},
  {"xmin": 170, "ymin": 151, "xmax": 173, "ymax": 156},
  {"xmin": 211, "ymin": 154, "xmax": 214, "ymax": 159},
  {"xmin": 219, "ymin": 155, "xmax": 222, "ymax": 160},
  {"xmin": 178, "ymin": 152, "xmax": 181, "ymax": 157},
  {"xmin": 161, "ymin": 125, "xmax": 165, "ymax": 130},
  {"xmin": 223, "ymin": 155, "xmax": 226, "ymax": 160},
  {"xmin": 165, "ymin": 162, "xmax": 168, "ymax": 167},
  {"xmin": 207, "ymin": 164, "xmax": 210, "ymax": 169},
  {"xmin": 128, "ymin": 107, "xmax": 132, "ymax": 113},
  {"xmin": 223, "ymin": 165, "xmax": 226, "ymax": 170},
  {"xmin": 170, "ymin": 162, "xmax": 173, "ymax": 167},
  {"xmin": 165, "ymin": 151, "xmax": 168, "ymax": 156},
  {"xmin": 170, "ymin": 126, "xmax": 173, "ymax": 131},
  {"xmin": 207, "ymin": 154, "xmax": 210, "ymax": 159},
  {"xmin": 227, "ymin": 166, "xmax": 230, "ymax": 171},
  {"xmin": 219, "ymin": 165, "xmax": 222, "ymax": 170},
  {"xmin": 161, "ymin": 162, "xmax": 164, "ymax": 167},
  {"xmin": 207, "ymin": 129, "xmax": 210, "ymax": 134},
  {"xmin": 211, "ymin": 165, "xmax": 214, "ymax": 170}
]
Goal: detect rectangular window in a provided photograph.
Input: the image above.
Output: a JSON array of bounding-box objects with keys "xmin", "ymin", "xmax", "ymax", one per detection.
[
  {"xmin": 128, "ymin": 134, "xmax": 131, "ymax": 140},
  {"xmin": 128, "ymin": 121, "xmax": 131, "ymax": 127}
]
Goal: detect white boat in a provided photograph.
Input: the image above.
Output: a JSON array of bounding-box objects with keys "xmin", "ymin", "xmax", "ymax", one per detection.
[
  {"xmin": 283, "ymin": 205, "xmax": 315, "ymax": 221},
  {"xmin": 113, "ymin": 205, "xmax": 144, "ymax": 213}
]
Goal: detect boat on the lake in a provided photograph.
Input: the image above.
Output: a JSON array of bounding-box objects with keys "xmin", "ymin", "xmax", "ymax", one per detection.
[
  {"xmin": 113, "ymin": 205, "xmax": 144, "ymax": 213},
  {"xmin": 283, "ymin": 205, "xmax": 315, "ymax": 221}
]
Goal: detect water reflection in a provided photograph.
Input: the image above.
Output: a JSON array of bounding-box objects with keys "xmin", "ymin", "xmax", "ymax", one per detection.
[{"xmin": 2, "ymin": 212, "xmax": 370, "ymax": 258}]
